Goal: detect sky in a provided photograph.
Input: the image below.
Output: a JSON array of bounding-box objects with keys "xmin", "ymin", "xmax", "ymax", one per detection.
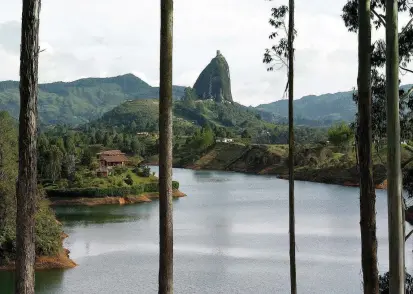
[{"xmin": 0, "ymin": 0, "xmax": 413, "ymax": 106}]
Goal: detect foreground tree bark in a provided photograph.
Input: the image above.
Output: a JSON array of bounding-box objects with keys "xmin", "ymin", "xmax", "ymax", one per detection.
[
  {"xmin": 357, "ymin": 0, "xmax": 379, "ymax": 293},
  {"xmin": 287, "ymin": 0, "xmax": 296, "ymax": 293},
  {"xmin": 158, "ymin": 0, "xmax": 173, "ymax": 293},
  {"xmin": 15, "ymin": 0, "xmax": 41, "ymax": 293},
  {"xmin": 385, "ymin": 0, "xmax": 404, "ymax": 292}
]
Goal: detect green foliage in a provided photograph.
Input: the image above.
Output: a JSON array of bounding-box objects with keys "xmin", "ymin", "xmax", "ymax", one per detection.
[
  {"xmin": 182, "ymin": 87, "xmax": 197, "ymax": 108},
  {"xmin": 342, "ymin": 0, "xmax": 413, "ymax": 142},
  {"xmin": 113, "ymin": 166, "xmax": 128, "ymax": 175},
  {"xmin": 263, "ymin": 5, "xmax": 293, "ymax": 72},
  {"xmin": 35, "ymin": 200, "xmax": 62, "ymax": 256},
  {"xmin": 124, "ymin": 174, "xmax": 133, "ymax": 186},
  {"xmin": 81, "ymin": 148, "xmax": 94, "ymax": 167},
  {"xmin": 378, "ymin": 271, "xmax": 413, "ymax": 293},
  {"xmin": 0, "ymin": 113, "xmax": 62, "ymax": 262},
  {"xmin": 91, "ymin": 99, "xmax": 160, "ymax": 133},
  {"xmin": 327, "ymin": 123, "xmax": 353, "ymax": 148},
  {"xmin": 46, "ymin": 181, "xmax": 179, "ymax": 198},
  {"xmin": 241, "ymin": 129, "xmax": 252, "ymax": 139},
  {"xmin": 141, "ymin": 166, "xmax": 151, "ymax": 177},
  {"xmin": 0, "ymin": 74, "xmax": 186, "ymax": 126}
]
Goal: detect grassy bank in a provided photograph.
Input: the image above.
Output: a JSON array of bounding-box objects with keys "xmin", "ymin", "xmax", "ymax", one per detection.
[
  {"xmin": 49, "ymin": 190, "xmax": 186, "ymax": 206},
  {"xmin": 170, "ymin": 142, "xmax": 412, "ymax": 188}
]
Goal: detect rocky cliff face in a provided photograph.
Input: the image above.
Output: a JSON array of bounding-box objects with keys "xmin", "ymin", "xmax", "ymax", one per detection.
[{"xmin": 193, "ymin": 50, "xmax": 233, "ymax": 103}]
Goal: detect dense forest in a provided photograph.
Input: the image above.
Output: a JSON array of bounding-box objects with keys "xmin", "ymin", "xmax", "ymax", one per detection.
[{"xmin": 0, "ymin": 112, "xmax": 62, "ymax": 264}]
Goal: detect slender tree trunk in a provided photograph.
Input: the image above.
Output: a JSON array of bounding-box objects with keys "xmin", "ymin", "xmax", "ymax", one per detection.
[
  {"xmin": 158, "ymin": 0, "xmax": 173, "ymax": 293},
  {"xmin": 15, "ymin": 0, "xmax": 41, "ymax": 293},
  {"xmin": 357, "ymin": 1, "xmax": 379, "ymax": 293},
  {"xmin": 287, "ymin": 1, "xmax": 296, "ymax": 293},
  {"xmin": 386, "ymin": 0, "xmax": 404, "ymax": 292}
]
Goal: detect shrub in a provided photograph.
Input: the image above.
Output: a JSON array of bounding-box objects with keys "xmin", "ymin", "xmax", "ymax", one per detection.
[
  {"xmin": 141, "ymin": 166, "xmax": 151, "ymax": 177},
  {"xmin": 113, "ymin": 166, "xmax": 128, "ymax": 175},
  {"xmin": 46, "ymin": 181, "xmax": 180, "ymax": 198},
  {"xmin": 124, "ymin": 174, "xmax": 133, "ymax": 186},
  {"xmin": 133, "ymin": 164, "xmax": 151, "ymax": 177},
  {"xmin": 35, "ymin": 202, "xmax": 62, "ymax": 256},
  {"xmin": 379, "ymin": 271, "xmax": 413, "ymax": 293},
  {"xmin": 1, "ymin": 196, "xmax": 62, "ymax": 263}
]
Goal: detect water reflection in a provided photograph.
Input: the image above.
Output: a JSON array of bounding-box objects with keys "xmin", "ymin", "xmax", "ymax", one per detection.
[
  {"xmin": 55, "ymin": 203, "xmax": 156, "ymax": 226},
  {"xmin": 0, "ymin": 269, "xmax": 65, "ymax": 293},
  {"xmin": 0, "ymin": 168, "xmax": 403, "ymax": 293}
]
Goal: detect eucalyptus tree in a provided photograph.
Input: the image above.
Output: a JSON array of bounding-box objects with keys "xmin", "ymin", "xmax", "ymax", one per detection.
[
  {"xmin": 16, "ymin": 0, "xmax": 41, "ymax": 293},
  {"xmin": 385, "ymin": 0, "xmax": 405, "ymax": 291},
  {"xmin": 158, "ymin": 0, "xmax": 174, "ymax": 293},
  {"xmin": 263, "ymin": 1, "xmax": 297, "ymax": 292},
  {"xmin": 357, "ymin": 0, "xmax": 379, "ymax": 292},
  {"xmin": 342, "ymin": 0, "xmax": 412, "ymax": 291}
]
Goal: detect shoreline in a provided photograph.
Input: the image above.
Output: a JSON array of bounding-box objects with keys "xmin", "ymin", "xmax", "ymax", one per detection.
[
  {"xmin": 148, "ymin": 162, "xmax": 388, "ymax": 190},
  {"xmin": 0, "ymin": 233, "xmax": 77, "ymax": 271},
  {"xmin": 49, "ymin": 190, "xmax": 186, "ymax": 206}
]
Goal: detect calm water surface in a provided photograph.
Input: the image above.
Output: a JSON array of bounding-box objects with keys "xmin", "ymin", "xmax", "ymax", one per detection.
[{"xmin": 1, "ymin": 167, "xmax": 412, "ymax": 293}]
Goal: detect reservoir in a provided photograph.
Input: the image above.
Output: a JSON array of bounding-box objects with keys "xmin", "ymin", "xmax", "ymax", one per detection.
[{"xmin": 1, "ymin": 167, "xmax": 411, "ymax": 293}]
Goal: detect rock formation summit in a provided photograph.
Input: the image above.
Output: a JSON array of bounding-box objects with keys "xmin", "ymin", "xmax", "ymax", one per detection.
[{"xmin": 193, "ymin": 50, "xmax": 233, "ymax": 103}]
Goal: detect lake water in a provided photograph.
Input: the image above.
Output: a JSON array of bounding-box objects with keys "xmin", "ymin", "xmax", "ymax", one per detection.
[{"xmin": 1, "ymin": 167, "xmax": 412, "ymax": 293}]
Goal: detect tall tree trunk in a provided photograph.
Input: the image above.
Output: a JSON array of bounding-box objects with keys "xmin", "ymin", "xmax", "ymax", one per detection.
[
  {"xmin": 357, "ymin": 0, "xmax": 379, "ymax": 293},
  {"xmin": 158, "ymin": 0, "xmax": 173, "ymax": 293},
  {"xmin": 287, "ymin": 1, "xmax": 296, "ymax": 293},
  {"xmin": 15, "ymin": 0, "xmax": 41, "ymax": 293},
  {"xmin": 386, "ymin": 0, "xmax": 404, "ymax": 292}
]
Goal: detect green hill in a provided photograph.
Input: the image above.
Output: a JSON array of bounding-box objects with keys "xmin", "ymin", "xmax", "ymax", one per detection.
[
  {"xmin": 88, "ymin": 98, "xmax": 327, "ymax": 145},
  {"xmin": 255, "ymin": 84, "xmax": 413, "ymax": 126},
  {"xmin": 88, "ymin": 98, "xmax": 273, "ymax": 136},
  {"xmin": 0, "ymin": 74, "xmax": 186, "ymax": 126},
  {"xmin": 255, "ymin": 91, "xmax": 356, "ymax": 126}
]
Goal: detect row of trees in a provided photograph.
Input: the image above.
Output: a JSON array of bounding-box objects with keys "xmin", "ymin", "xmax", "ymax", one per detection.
[
  {"xmin": 264, "ymin": 0, "xmax": 410, "ymax": 293},
  {"xmin": 343, "ymin": 0, "xmax": 407, "ymax": 292}
]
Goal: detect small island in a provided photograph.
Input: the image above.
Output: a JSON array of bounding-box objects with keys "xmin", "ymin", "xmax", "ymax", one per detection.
[{"xmin": 46, "ymin": 149, "xmax": 185, "ymax": 207}]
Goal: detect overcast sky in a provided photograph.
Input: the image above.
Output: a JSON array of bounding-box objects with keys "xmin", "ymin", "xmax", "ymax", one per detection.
[{"xmin": 1, "ymin": 0, "xmax": 413, "ymax": 106}]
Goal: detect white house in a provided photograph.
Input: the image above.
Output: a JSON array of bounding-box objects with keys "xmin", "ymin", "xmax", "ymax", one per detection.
[{"xmin": 216, "ymin": 137, "xmax": 233, "ymax": 143}]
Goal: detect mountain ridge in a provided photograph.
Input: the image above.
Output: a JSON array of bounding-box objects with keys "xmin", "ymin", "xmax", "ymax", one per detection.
[
  {"xmin": 1, "ymin": 71, "xmax": 411, "ymax": 127},
  {"xmin": 0, "ymin": 73, "xmax": 186, "ymax": 126},
  {"xmin": 255, "ymin": 85, "xmax": 413, "ymax": 125}
]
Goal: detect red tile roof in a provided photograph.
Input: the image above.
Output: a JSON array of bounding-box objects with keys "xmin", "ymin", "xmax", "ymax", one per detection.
[
  {"xmin": 100, "ymin": 154, "xmax": 129, "ymax": 163},
  {"xmin": 97, "ymin": 150, "xmax": 125, "ymax": 156}
]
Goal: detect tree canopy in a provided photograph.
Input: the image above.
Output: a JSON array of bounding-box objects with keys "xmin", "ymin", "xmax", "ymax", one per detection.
[{"xmin": 342, "ymin": 0, "xmax": 413, "ymax": 142}]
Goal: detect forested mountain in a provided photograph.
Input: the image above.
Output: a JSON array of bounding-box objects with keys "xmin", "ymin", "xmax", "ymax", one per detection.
[
  {"xmin": 86, "ymin": 98, "xmax": 327, "ymax": 144},
  {"xmin": 88, "ymin": 98, "xmax": 269, "ymax": 136},
  {"xmin": 255, "ymin": 84, "xmax": 413, "ymax": 126},
  {"xmin": 255, "ymin": 91, "xmax": 356, "ymax": 125},
  {"xmin": 2, "ymin": 70, "xmax": 410, "ymax": 128},
  {"xmin": 0, "ymin": 74, "xmax": 186, "ymax": 126}
]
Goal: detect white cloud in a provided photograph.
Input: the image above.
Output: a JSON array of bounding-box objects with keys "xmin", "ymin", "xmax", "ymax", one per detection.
[{"xmin": 0, "ymin": 0, "xmax": 412, "ymax": 106}]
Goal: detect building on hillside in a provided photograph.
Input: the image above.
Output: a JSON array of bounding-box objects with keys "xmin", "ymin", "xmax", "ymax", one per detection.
[
  {"xmin": 97, "ymin": 150, "xmax": 129, "ymax": 167},
  {"xmin": 136, "ymin": 132, "xmax": 150, "ymax": 137},
  {"xmin": 216, "ymin": 137, "xmax": 233, "ymax": 143}
]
